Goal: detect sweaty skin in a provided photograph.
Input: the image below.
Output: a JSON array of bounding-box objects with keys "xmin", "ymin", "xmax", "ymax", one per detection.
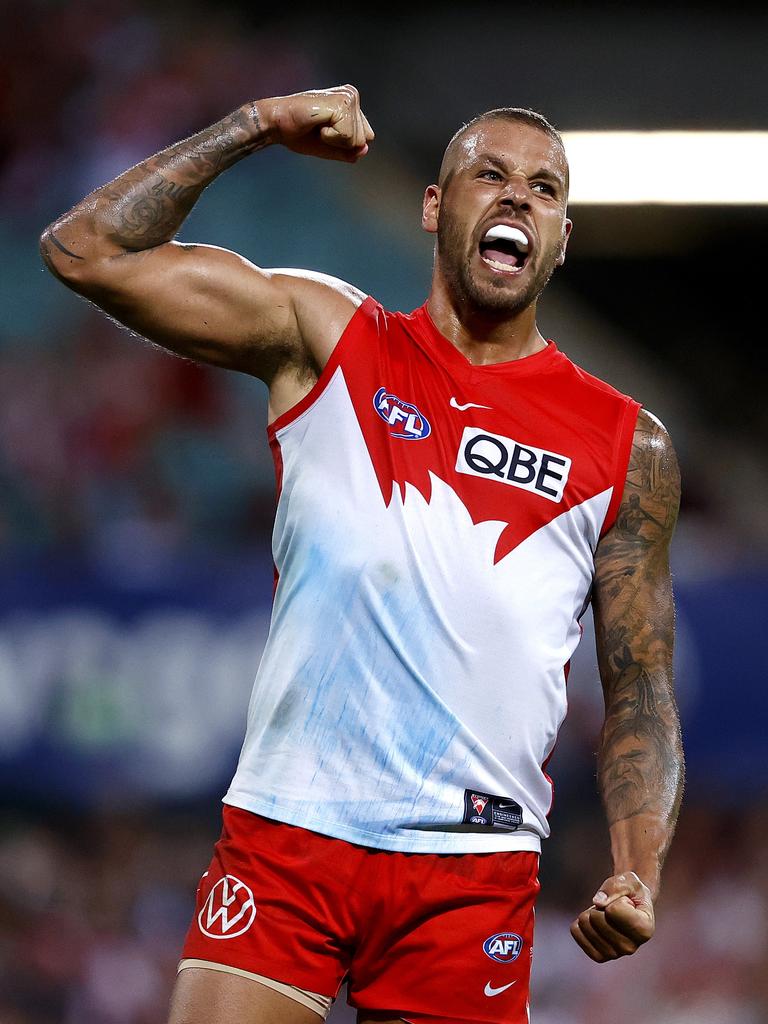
[
  {"xmin": 40, "ymin": 86, "xmax": 684, "ymax": 1009},
  {"xmin": 424, "ymin": 119, "xmax": 572, "ymax": 350}
]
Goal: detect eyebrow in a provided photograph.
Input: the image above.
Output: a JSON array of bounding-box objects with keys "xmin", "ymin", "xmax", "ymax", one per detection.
[{"xmin": 472, "ymin": 153, "xmax": 565, "ymax": 188}]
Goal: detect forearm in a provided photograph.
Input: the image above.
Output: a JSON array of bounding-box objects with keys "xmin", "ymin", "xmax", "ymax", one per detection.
[
  {"xmin": 597, "ymin": 680, "xmax": 684, "ymax": 899},
  {"xmin": 40, "ymin": 100, "xmax": 272, "ymax": 276}
]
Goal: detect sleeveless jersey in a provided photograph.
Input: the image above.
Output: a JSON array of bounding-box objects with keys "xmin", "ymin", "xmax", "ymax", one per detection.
[{"xmin": 224, "ymin": 297, "xmax": 640, "ymax": 853}]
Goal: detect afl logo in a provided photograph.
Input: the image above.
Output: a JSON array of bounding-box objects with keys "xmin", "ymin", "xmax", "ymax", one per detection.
[
  {"xmin": 483, "ymin": 932, "xmax": 524, "ymax": 963},
  {"xmin": 373, "ymin": 387, "xmax": 431, "ymax": 440},
  {"xmin": 197, "ymin": 874, "xmax": 257, "ymax": 939}
]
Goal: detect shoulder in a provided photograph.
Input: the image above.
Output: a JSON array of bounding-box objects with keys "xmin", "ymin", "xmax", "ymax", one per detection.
[
  {"xmin": 627, "ymin": 409, "xmax": 680, "ymax": 506},
  {"xmin": 271, "ymin": 268, "xmax": 368, "ymax": 307},
  {"xmin": 602, "ymin": 408, "xmax": 680, "ymax": 560},
  {"xmin": 268, "ymin": 268, "xmax": 370, "ymax": 369},
  {"xmin": 632, "ymin": 408, "xmax": 673, "ymax": 448}
]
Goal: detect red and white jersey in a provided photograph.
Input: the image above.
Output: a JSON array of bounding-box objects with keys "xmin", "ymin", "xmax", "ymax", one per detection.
[{"xmin": 225, "ymin": 298, "xmax": 640, "ymax": 853}]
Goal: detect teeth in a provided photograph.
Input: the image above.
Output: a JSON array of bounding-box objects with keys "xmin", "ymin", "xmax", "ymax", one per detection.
[
  {"xmin": 482, "ymin": 256, "xmax": 523, "ymax": 274},
  {"xmin": 483, "ymin": 225, "xmax": 530, "ymax": 252}
]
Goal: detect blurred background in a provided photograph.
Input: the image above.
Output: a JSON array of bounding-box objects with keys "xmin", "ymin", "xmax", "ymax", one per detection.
[{"xmin": 1, "ymin": 2, "xmax": 767, "ymax": 1022}]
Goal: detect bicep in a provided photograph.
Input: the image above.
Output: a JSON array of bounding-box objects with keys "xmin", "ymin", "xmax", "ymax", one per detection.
[
  {"xmin": 592, "ymin": 409, "xmax": 681, "ymax": 694},
  {"xmin": 70, "ymin": 241, "xmax": 301, "ymax": 376}
]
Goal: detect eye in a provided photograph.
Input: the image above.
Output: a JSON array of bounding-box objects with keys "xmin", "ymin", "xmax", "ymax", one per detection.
[
  {"xmin": 479, "ymin": 169, "xmax": 503, "ymax": 181},
  {"xmin": 532, "ymin": 182, "xmax": 555, "ymax": 196}
]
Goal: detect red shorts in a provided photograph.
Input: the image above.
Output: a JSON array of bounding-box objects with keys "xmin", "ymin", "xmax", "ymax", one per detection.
[{"xmin": 181, "ymin": 806, "xmax": 540, "ymax": 1024}]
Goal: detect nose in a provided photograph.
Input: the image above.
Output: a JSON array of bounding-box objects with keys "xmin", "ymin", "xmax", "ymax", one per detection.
[{"xmin": 499, "ymin": 177, "xmax": 532, "ymax": 211}]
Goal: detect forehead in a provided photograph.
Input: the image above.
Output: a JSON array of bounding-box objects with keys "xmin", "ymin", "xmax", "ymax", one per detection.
[{"xmin": 452, "ymin": 120, "xmax": 568, "ymax": 180}]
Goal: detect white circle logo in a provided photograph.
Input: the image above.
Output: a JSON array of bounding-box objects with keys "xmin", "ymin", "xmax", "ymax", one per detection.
[{"xmin": 197, "ymin": 874, "xmax": 257, "ymax": 939}]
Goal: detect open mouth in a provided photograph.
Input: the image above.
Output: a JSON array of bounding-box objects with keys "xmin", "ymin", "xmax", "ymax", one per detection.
[{"xmin": 479, "ymin": 225, "xmax": 531, "ymax": 275}]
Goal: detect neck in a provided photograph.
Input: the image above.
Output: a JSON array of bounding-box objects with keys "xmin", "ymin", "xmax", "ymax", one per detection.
[{"xmin": 426, "ymin": 277, "xmax": 546, "ymax": 366}]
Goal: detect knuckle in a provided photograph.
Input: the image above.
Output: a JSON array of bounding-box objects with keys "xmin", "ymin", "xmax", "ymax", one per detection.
[{"xmin": 604, "ymin": 902, "xmax": 627, "ymax": 923}]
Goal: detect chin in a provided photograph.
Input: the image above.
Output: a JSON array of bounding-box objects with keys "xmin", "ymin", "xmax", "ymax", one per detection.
[
  {"xmin": 467, "ymin": 258, "xmax": 560, "ymax": 317},
  {"xmin": 463, "ymin": 275, "xmax": 537, "ymax": 316}
]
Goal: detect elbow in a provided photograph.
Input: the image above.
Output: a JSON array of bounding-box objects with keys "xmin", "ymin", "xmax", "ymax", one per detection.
[
  {"xmin": 39, "ymin": 228, "xmax": 66, "ymax": 282},
  {"xmin": 39, "ymin": 223, "xmax": 100, "ymax": 290},
  {"xmin": 39, "ymin": 224, "xmax": 83, "ymax": 279}
]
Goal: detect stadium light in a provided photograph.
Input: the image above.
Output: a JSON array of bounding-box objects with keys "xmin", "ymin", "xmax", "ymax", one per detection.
[{"xmin": 562, "ymin": 132, "xmax": 768, "ymax": 204}]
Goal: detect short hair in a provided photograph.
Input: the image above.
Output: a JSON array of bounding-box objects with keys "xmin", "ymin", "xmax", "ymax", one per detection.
[{"xmin": 439, "ymin": 108, "xmax": 567, "ymax": 187}]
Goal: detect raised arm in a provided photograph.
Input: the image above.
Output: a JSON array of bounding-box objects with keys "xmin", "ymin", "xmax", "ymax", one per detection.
[
  {"xmin": 39, "ymin": 86, "xmax": 374, "ymax": 390},
  {"xmin": 570, "ymin": 408, "xmax": 684, "ymax": 963}
]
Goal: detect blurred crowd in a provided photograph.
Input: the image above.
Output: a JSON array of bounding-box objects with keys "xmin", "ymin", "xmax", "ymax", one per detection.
[
  {"xmin": 0, "ymin": 311, "xmax": 275, "ymax": 557},
  {"xmin": 0, "ymin": 802, "xmax": 765, "ymax": 1024},
  {"xmin": 1, "ymin": 1, "xmax": 315, "ymax": 224},
  {"xmin": 0, "ymin": 1, "xmax": 315, "ymax": 558},
  {"xmin": 0, "ymin": 807, "xmax": 209, "ymax": 1024}
]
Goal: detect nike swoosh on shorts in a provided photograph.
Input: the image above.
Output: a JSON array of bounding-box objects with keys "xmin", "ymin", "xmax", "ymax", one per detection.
[{"xmin": 484, "ymin": 980, "xmax": 517, "ymax": 997}]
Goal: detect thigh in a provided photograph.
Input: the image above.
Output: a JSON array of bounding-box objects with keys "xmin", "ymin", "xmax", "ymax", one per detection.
[{"xmin": 168, "ymin": 966, "xmax": 321, "ymax": 1024}]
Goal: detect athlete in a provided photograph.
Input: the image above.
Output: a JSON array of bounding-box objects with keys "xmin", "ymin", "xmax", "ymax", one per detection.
[{"xmin": 41, "ymin": 85, "xmax": 684, "ymax": 1024}]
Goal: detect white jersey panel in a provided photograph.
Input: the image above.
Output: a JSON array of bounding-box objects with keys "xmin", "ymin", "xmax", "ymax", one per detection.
[{"xmin": 225, "ymin": 366, "xmax": 610, "ymax": 853}]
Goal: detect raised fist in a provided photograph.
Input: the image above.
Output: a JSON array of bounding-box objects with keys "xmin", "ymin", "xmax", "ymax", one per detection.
[{"xmin": 258, "ymin": 85, "xmax": 374, "ymax": 162}]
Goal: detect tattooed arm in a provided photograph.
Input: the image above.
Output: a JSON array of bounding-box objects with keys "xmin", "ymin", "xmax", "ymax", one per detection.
[
  {"xmin": 39, "ymin": 86, "xmax": 373, "ymax": 394},
  {"xmin": 570, "ymin": 408, "xmax": 684, "ymax": 963}
]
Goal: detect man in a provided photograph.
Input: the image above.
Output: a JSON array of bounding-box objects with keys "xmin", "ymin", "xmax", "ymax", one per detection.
[{"xmin": 41, "ymin": 85, "xmax": 684, "ymax": 1024}]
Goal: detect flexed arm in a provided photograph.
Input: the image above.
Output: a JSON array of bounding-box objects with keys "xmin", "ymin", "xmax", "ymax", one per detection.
[
  {"xmin": 571, "ymin": 408, "xmax": 684, "ymax": 962},
  {"xmin": 40, "ymin": 87, "xmax": 374, "ymax": 380}
]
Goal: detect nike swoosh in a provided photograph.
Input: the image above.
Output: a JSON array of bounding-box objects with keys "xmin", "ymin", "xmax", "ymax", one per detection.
[
  {"xmin": 450, "ymin": 397, "xmax": 492, "ymax": 411},
  {"xmin": 484, "ymin": 980, "xmax": 516, "ymax": 997}
]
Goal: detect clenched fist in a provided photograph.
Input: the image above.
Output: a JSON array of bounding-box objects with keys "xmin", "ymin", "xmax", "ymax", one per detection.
[
  {"xmin": 570, "ymin": 871, "xmax": 655, "ymax": 962},
  {"xmin": 256, "ymin": 85, "xmax": 374, "ymax": 162}
]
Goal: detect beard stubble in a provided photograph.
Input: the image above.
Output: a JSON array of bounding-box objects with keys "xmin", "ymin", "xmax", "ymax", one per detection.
[{"xmin": 435, "ymin": 204, "xmax": 561, "ymax": 317}]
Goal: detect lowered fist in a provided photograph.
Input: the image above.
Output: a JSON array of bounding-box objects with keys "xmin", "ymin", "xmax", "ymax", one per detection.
[
  {"xmin": 257, "ymin": 85, "xmax": 374, "ymax": 162},
  {"xmin": 570, "ymin": 872, "xmax": 655, "ymax": 963}
]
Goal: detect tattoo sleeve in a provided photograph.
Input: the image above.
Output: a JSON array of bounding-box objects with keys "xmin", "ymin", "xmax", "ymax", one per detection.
[
  {"xmin": 592, "ymin": 408, "xmax": 685, "ymax": 896},
  {"xmin": 40, "ymin": 102, "xmax": 268, "ymax": 265}
]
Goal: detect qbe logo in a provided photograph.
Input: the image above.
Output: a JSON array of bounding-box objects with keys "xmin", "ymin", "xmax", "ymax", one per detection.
[
  {"xmin": 456, "ymin": 426, "xmax": 571, "ymax": 502},
  {"xmin": 197, "ymin": 874, "xmax": 257, "ymax": 939},
  {"xmin": 483, "ymin": 931, "xmax": 524, "ymax": 963},
  {"xmin": 373, "ymin": 387, "xmax": 431, "ymax": 440}
]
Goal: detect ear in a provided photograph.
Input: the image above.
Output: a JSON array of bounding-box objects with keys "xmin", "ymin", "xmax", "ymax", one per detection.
[
  {"xmin": 556, "ymin": 218, "xmax": 573, "ymax": 266},
  {"xmin": 422, "ymin": 184, "xmax": 440, "ymax": 234}
]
